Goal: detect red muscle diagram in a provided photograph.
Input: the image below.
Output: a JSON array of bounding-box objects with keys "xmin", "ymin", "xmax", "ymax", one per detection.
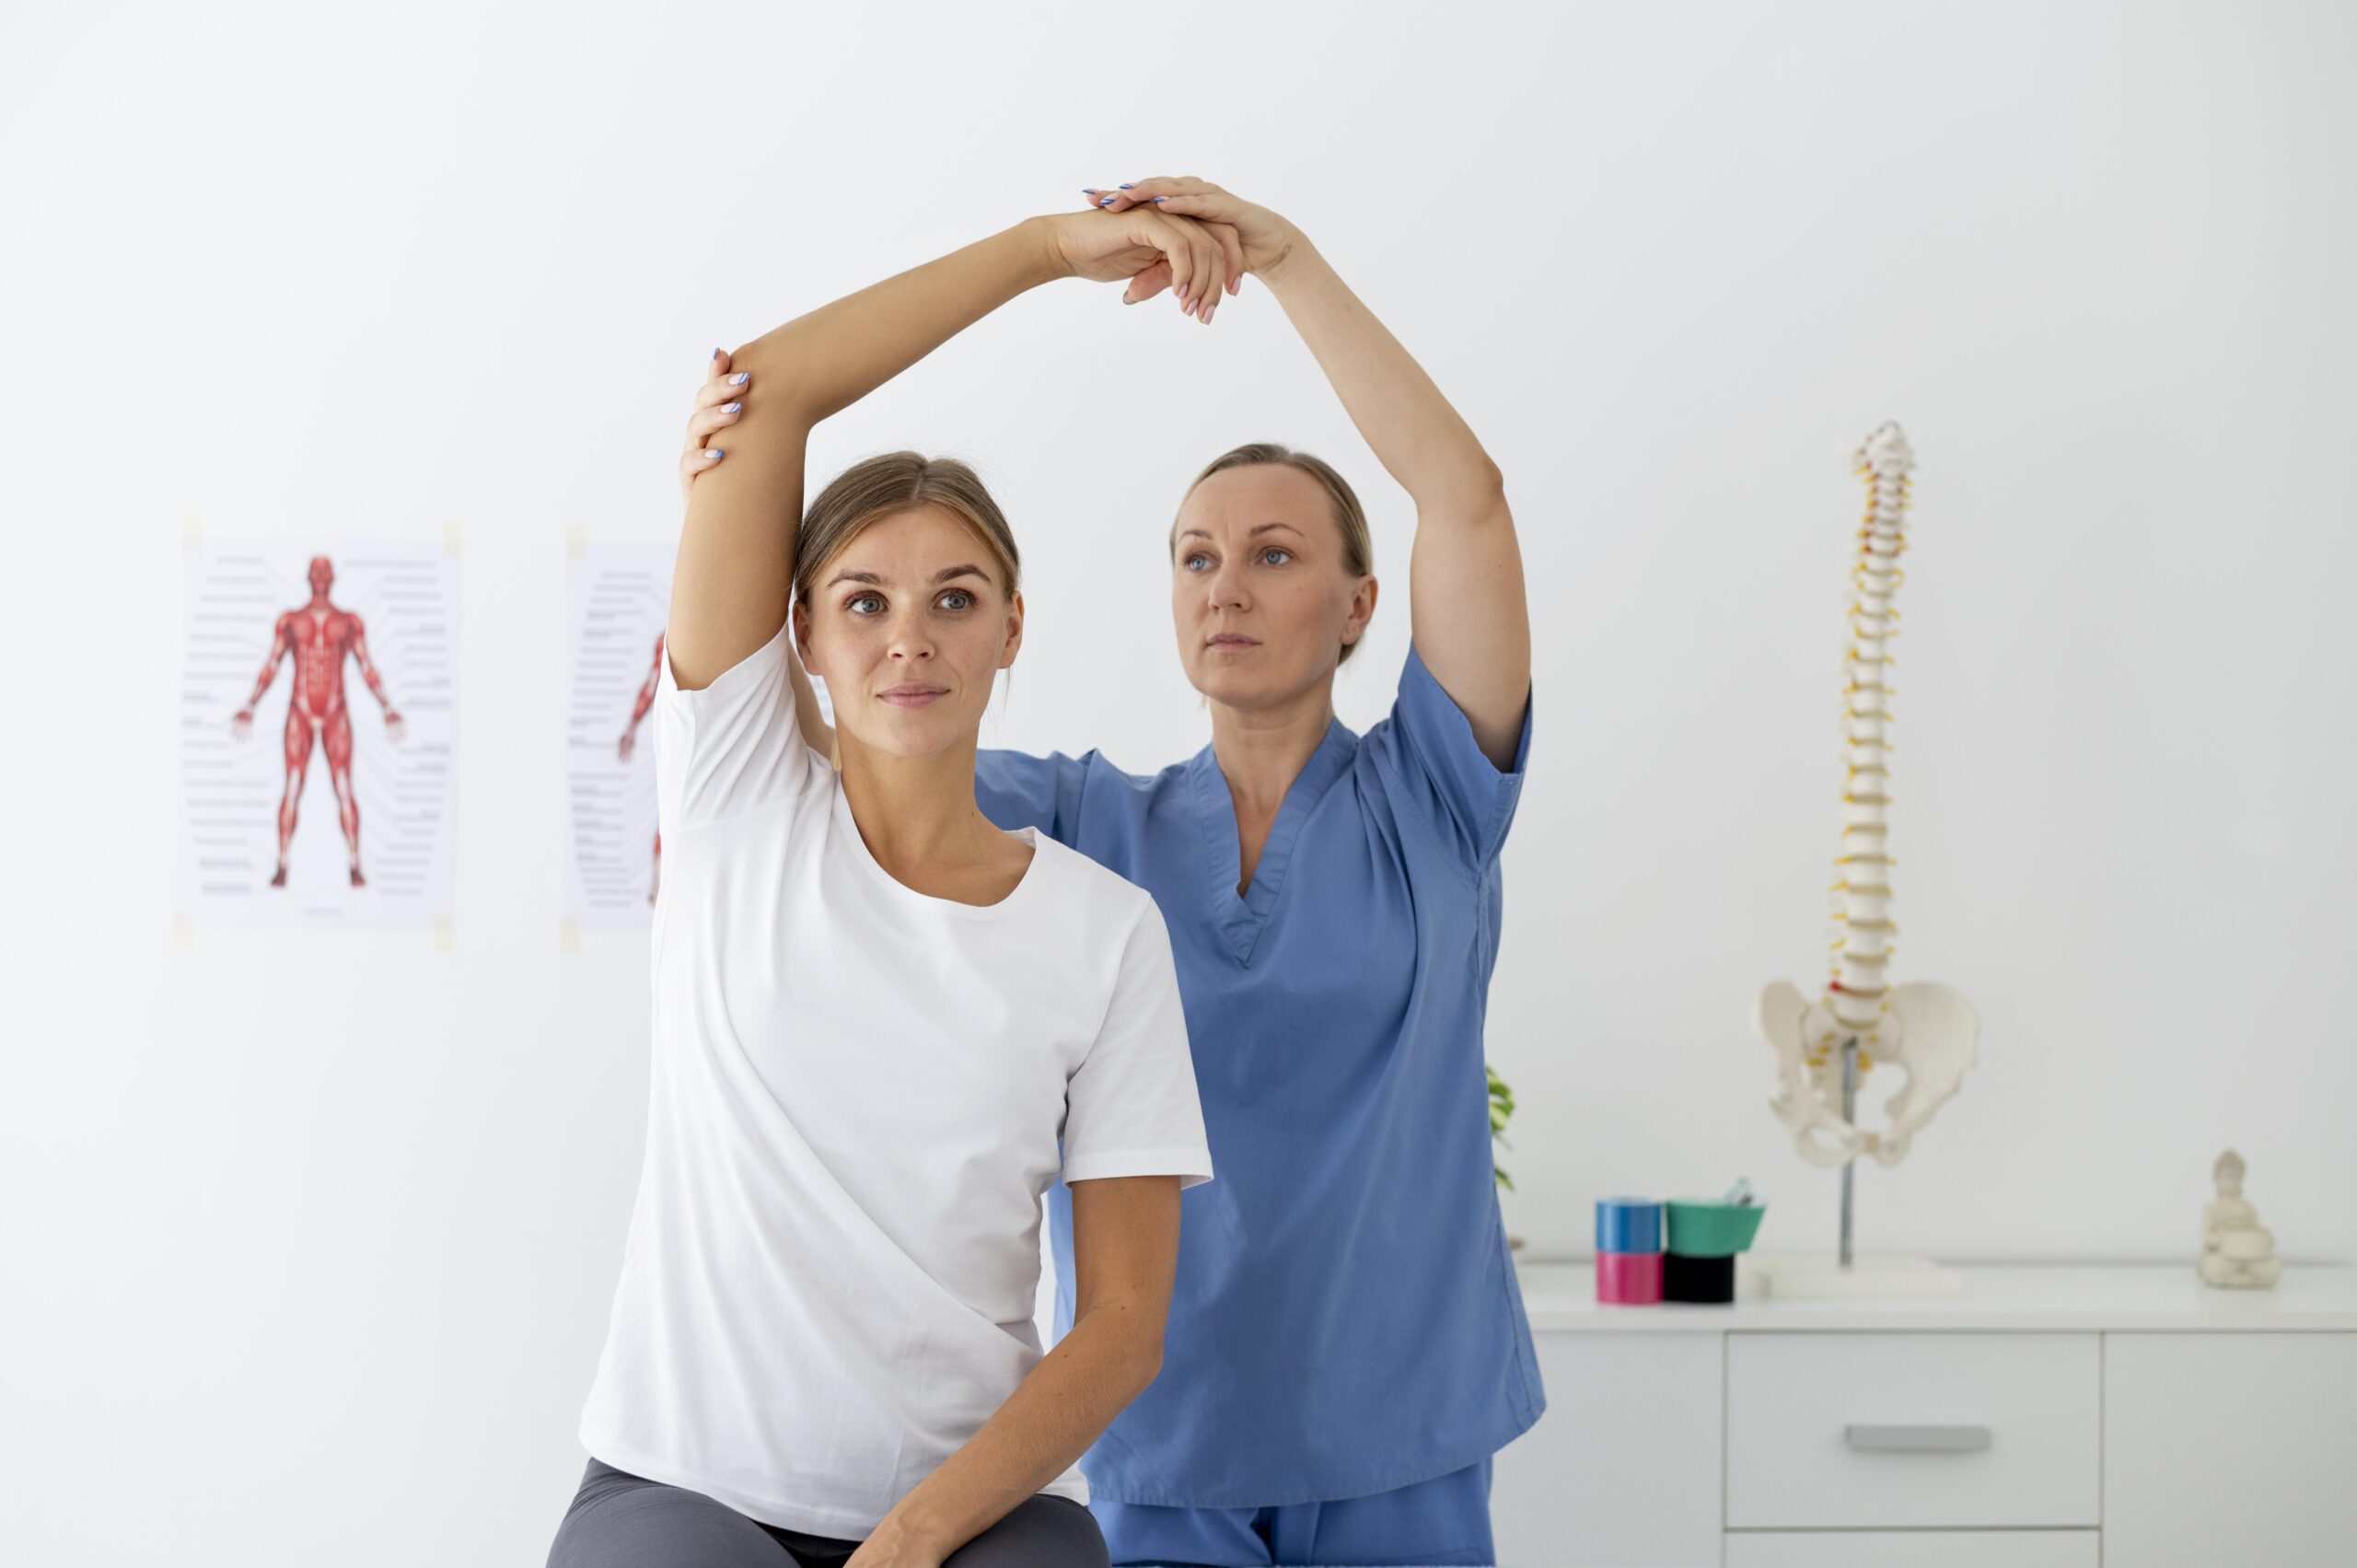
[
  {"xmin": 228, "ymin": 554, "xmax": 406, "ymax": 889},
  {"xmin": 618, "ymin": 629, "xmax": 665, "ymax": 904},
  {"xmin": 557, "ymin": 544, "xmax": 670, "ymax": 925}
]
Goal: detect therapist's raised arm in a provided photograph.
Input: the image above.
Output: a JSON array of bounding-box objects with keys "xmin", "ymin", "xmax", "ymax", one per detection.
[
  {"xmin": 1093, "ymin": 178, "xmax": 1533, "ymax": 769},
  {"xmin": 668, "ymin": 208, "xmax": 1234, "ymax": 695}
]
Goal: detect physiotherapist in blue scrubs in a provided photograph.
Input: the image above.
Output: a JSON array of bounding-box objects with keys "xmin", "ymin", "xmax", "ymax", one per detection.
[{"xmin": 681, "ymin": 175, "xmax": 1538, "ymax": 1568}]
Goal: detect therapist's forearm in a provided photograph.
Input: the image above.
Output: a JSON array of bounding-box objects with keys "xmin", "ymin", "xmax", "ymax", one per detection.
[
  {"xmin": 1260, "ymin": 235, "xmax": 1503, "ymax": 515},
  {"xmin": 876, "ymin": 1306, "xmax": 1160, "ymax": 1559},
  {"xmin": 738, "ymin": 216, "xmax": 1066, "ymax": 428}
]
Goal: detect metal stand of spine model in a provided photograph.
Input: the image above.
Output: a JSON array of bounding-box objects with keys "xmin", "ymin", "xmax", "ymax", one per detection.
[{"xmin": 1751, "ymin": 423, "xmax": 1980, "ymax": 1297}]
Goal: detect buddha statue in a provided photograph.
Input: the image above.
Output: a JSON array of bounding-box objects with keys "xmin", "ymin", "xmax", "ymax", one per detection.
[{"xmin": 2197, "ymin": 1148, "xmax": 2282, "ymax": 1289}]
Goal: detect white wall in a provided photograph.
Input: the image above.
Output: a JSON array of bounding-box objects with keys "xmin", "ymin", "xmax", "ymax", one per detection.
[{"xmin": 5, "ymin": 2, "xmax": 2352, "ymax": 1562}]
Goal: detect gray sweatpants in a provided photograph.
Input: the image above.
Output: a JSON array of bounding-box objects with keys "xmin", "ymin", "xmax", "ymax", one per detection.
[{"xmin": 547, "ymin": 1457, "xmax": 1110, "ymax": 1568}]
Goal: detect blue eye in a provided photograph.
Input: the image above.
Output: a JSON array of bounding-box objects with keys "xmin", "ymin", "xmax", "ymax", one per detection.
[
  {"xmin": 1262, "ymin": 548, "xmax": 1292, "ymax": 565},
  {"xmin": 939, "ymin": 590, "xmax": 973, "ymax": 611},
  {"xmin": 849, "ymin": 594, "xmax": 883, "ymax": 614},
  {"xmin": 1182, "ymin": 552, "xmax": 1212, "ymax": 572}
]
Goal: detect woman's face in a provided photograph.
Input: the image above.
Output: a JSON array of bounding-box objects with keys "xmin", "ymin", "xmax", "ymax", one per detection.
[
  {"xmin": 795, "ymin": 504, "xmax": 1021, "ymax": 761},
  {"xmin": 1171, "ymin": 464, "xmax": 1374, "ymax": 710}
]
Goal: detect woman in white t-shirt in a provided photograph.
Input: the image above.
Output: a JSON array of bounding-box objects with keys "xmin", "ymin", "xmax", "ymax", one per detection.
[
  {"xmin": 550, "ymin": 207, "xmax": 1237, "ymax": 1568},
  {"xmin": 672, "ymin": 178, "xmax": 1538, "ymax": 1568}
]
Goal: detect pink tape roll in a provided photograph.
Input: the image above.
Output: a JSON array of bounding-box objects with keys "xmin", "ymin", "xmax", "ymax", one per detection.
[{"xmin": 1596, "ymin": 1249, "xmax": 1665, "ymax": 1306}]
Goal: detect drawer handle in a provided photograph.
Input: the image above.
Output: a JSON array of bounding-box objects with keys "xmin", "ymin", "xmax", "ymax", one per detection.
[{"xmin": 1843, "ymin": 1423, "xmax": 1992, "ymax": 1453}]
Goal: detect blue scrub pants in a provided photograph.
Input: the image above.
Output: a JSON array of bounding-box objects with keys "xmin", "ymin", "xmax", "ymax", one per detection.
[{"xmin": 1086, "ymin": 1454, "xmax": 1494, "ymax": 1567}]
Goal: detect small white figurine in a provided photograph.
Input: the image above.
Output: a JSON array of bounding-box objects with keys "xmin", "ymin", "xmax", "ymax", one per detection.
[{"xmin": 2197, "ymin": 1148, "xmax": 2282, "ymax": 1289}]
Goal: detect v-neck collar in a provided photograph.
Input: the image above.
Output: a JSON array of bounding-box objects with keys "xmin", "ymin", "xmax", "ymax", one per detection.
[{"xmin": 1185, "ymin": 716, "xmax": 1357, "ymax": 966}]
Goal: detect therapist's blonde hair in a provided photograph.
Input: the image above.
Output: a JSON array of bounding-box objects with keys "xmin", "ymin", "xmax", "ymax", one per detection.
[
  {"xmin": 795, "ymin": 451, "xmax": 1022, "ymax": 610},
  {"xmin": 1171, "ymin": 442, "xmax": 1375, "ymax": 667}
]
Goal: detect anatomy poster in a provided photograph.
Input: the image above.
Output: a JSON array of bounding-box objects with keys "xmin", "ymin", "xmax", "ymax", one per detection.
[
  {"xmin": 178, "ymin": 538, "xmax": 458, "ymax": 928},
  {"xmin": 563, "ymin": 541, "xmax": 674, "ymax": 929}
]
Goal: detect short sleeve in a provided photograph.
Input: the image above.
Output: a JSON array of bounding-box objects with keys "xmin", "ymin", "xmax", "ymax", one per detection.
[
  {"xmin": 654, "ymin": 618, "xmax": 820, "ymax": 833},
  {"xmin": 1060, "ymin": 899, "xmax": 1213, "ymax": 1191},
  {"xmin": 973, "ymin": 749, "xmax": 1091, "ymax": 847},
  {"xmin": 1363, "ymin": 641, "xmax": 1533, "ymax": 872}
]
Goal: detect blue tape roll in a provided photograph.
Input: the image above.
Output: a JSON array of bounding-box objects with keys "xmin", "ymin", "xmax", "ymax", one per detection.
[{"xmin": 1595, "ymin": 1196, "xmax": 1663, "ymax": 1254}]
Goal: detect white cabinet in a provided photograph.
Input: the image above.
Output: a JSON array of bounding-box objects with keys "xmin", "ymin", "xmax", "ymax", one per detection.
[
  {"xmin": 2103, "ymin": 1331, "xmax": 2357, "ymax": 1567},
  {"xmin": 1489, "ymin": 1260, "xmax": 2357, "ymax": 1568},
  {"xmin": 1490, "ymin": 1333, "xmax": 1721, "ymax": 1568}
]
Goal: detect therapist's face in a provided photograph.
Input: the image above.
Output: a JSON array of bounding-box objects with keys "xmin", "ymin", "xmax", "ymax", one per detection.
[
  {"xmin": 1171, "ymin": 464, "xmax": 1375, "ymax": 709},
  {"xmin": 795, "ymin": 504, "xmax": 1022, "ymax": 761}
]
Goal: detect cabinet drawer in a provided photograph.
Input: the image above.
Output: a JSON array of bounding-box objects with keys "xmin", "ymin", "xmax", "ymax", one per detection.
[
  {"xmin": 1726, "ymin": 1332, "xmax": 2099, "ymax": 1528},
  {"xmin": 1725, "ymin": 1529, "xmax": 2098, "ymax": 1568}
]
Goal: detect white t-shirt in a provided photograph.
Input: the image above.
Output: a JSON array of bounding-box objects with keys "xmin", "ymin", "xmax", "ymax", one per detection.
[{"xmin": 576, "ymin": 618, "xmax": 1214, "ymax": 1538}]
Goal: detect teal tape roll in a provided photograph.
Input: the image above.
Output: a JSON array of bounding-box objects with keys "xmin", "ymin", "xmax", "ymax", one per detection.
[{"xmin": 1663, "ymin": 1199, "xmax": 1767, "ymax": 1258}]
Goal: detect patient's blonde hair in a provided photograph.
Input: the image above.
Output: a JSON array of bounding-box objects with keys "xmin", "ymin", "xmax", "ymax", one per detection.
[{"xmin": 795, "ymin": 451, "xmax": 1021, "ymax": 609}]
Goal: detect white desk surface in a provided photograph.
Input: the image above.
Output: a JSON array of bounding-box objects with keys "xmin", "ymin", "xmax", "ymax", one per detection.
[{"xmin": 1509, "ymin": 1255, "xmax": 2357, "ymax": 1333}]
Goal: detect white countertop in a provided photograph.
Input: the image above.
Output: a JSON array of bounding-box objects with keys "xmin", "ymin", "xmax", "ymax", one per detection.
[{"xmin": 1509, "ymin": 1254, "xmax": 2357, "ymax": 1332}]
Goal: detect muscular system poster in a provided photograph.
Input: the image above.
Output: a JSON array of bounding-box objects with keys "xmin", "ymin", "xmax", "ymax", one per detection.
[
  {"xmin": 178, "ymin": 538, "xmax": 458, "ymax": 928},
  {"xmin": 563, "ymin": 541, "xmax": 672, "ymax": 928}
]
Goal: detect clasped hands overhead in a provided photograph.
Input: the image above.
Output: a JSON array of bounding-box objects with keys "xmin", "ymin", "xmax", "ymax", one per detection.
[{"xmin": 1049, "ymin": 175, "xmax": 1302, "ymax": 322}]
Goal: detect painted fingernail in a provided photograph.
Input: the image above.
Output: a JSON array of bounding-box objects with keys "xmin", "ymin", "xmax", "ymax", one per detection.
[
  {"xmin": 1082, "ymin": 188, "xmax": 1097, "ymax": 194},
  {"xmin": 707, "ymin": 449, "xmax": 724, "ymax": 459},
  {"xmin": 712, "ymin": 346, "xmax": 721, "ymax": 360},
  {"xmin": 730, "ymin": 372, "xmax": 748, "ymax": 384},
  {"xmin": 1118, "ymin": 183, "xmax": 1133, "ymax": 190},
  {"xmin": 722, "ymin": 402, "xmax": 741, "ymax": 413},
  {"xmin": 1151, "ymin": 196, "xmax": 1167, "ymax": 203},
  {"xmin": 1097, "ymin": 196, "xmax": 1115, "ymax": 207}
]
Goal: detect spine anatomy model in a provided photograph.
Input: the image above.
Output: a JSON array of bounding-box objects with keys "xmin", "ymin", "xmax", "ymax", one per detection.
[{"xmin": 1753, "ymin": 424, "xmax": 1980, "ymax": 1168}]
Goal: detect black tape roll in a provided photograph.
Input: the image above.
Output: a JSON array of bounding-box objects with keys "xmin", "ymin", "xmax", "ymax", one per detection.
[{"xmin": 1663, "ymin": 1250, "xmax": 1736, "ymax": 1304}]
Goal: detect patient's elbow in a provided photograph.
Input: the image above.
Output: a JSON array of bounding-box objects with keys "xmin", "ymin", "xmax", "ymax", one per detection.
[
  {"xmin": 1079, "ymin": 1297, "xmax": 1167, "ymax": 1392},
  {"xmin": 726, "ymin": 335, "xmax": 824, "ymax": 427},
  {"xmin": 1132, "ymin": 1312, "xmax": 1170, "ymax": 1383},
  {"xmin": 1110, "ymin": 1313, "xmax": 1166, "ymax": 1391}
]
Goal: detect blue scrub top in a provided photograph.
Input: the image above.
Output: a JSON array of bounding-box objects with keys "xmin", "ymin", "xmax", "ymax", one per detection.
[{"xmin": 975, "ymin": 642, "xmax": 1546, "ymax": 1508}]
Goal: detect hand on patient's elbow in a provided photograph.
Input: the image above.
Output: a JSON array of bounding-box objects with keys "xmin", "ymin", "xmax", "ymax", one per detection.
[{"xmin": 725, "ymin": 341, "xmax": 822, "ymax": 427}]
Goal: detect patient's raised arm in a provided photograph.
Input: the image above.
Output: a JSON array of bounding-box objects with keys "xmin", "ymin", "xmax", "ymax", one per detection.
[
  {"xmin": 666, "ymin": 207, "xmax": 1230, "ymax": 691},
  {"xmin": 666, "ymin": 221, "xmax": 1062, "ymax": 691}
]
